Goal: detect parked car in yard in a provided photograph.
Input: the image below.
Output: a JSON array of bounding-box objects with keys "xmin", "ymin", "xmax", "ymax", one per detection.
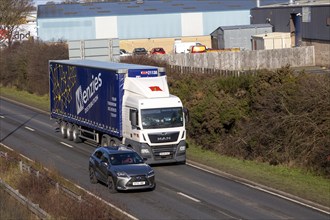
[
  {"xmin": 132, "ymin": 47, "xmax": 148, "ymax": 55},
  {"xmin": 150, "ymin": 47, "xmax": 166, "ymax": 54},
  {"xmin": 89, "ymin": 146, "xmax": 156, "ymax": 193},
  {"xmin": 189, "ymin": 45, "xmax": 207, "ymax": 53},
  {"xmin": 120, "ymin": 49, "xmax": 131, "ymax": 56}
]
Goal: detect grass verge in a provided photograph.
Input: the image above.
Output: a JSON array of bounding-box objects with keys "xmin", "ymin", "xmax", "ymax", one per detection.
[
  {"xmin": 1, "ymin": 86, "xmax": 329, "ymax": 209},
  {"xmin": 187, "ymin": 143, "xmax": 330, "ymax": 207}
]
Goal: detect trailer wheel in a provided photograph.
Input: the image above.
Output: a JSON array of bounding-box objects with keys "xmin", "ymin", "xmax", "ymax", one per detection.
[
  {"xmin": 110, "ymin": 140, "xmax": 117, "ymax": 147},
  {"xmin": 66, "ymin": 123, "xmax": 73, "ymax": 141},
  {"xmin": 72, "ymin": 126, "xmax": 82, "ymax": 143},
  {"xmin": 101, "ymin": 137, "xmax": 109, "ymax": 146},
  {"xmin": 101, "ymin": 135, "xmax": 111, "ymax": 146},
  {"xmin": 60, "ymin": 122, "xmax": 67, "ymax": 138}
]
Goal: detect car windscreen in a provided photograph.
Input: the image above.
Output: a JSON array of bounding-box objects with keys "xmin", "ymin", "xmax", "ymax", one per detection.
[{"xmin": 109, "ymin": 152, "xmax": 144, "ymax": 165}]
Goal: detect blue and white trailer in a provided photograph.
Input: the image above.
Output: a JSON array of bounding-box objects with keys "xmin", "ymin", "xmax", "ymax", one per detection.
[{"xmin": 49, "ymin": 59, "xmax": 186, "ymax": 164}]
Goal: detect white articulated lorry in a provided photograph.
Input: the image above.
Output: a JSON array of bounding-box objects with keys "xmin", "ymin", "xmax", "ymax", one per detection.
[{"xmin": 49, "ymin": 59, "xmax": 187, "ymax": 164}]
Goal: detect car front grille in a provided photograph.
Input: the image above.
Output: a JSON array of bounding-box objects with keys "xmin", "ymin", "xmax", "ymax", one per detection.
[{"xmin": 126, "ymin": 175, "xmax": 149, "ymax": 187}]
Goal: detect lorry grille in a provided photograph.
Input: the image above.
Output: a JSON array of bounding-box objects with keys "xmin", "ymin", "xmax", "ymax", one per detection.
[{"xmin": 148, "ymin": 132, "xmax": 179, "ymax": 143}]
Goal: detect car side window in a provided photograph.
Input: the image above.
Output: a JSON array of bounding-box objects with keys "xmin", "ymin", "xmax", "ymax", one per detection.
[
  {"xmin": 94, "ymin": 150, "xmax": 102, "ymax": 159},
  {"xmin": 100, "ymin": 152, "xmax": 109, "ymax": 163}
]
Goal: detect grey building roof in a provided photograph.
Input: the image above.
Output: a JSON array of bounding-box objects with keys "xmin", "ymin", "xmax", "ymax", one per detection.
[
  {"xmin": 217, "ymin": 23, "xmax": 273, "ymax": 31},
  {"xmin": 256, "ymin": 0, "xmax": 330, "ymax": 8},
  {"xmin": 38, "ymin": 0, "xmax": 287, "ymax": 18}
]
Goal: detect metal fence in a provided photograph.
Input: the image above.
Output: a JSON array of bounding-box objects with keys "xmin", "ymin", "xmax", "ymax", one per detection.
[{"xmin": 0, "ymin": 150, "xmax": 85, "ymax": 219}]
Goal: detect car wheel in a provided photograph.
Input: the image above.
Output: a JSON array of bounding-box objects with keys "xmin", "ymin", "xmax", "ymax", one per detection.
[
  {"xmin": 107, "ymin": 176, "xmax": 117, "ymax": 193},
  {"xmin": 89, "ymin": 167, "xmax": 98, "ymax": 184},
  {"xmin": 149, "ymin": 183, "xmax": 156, "ymax": 191}
]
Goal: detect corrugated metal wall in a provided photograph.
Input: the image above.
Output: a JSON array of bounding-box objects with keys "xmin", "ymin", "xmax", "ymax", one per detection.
[
  {"xmin": 251, "ymin": 5, "xmax": 330, "ymax": 41},
  {"xmin": 37, "ymin": 10, "xmax": 251, "ymax": 41},
  {"xmin": 38, "ymin": 18, "xmax": 96, "ymax": 41},
  {"xmin": 117, "ymin": 13, "xmax": 182, "ymax": 39}
]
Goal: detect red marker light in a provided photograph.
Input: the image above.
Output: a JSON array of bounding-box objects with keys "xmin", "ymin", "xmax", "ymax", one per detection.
[{"xmin": 149, "ymin": 86, "xmax": 162, "ymax": 91}]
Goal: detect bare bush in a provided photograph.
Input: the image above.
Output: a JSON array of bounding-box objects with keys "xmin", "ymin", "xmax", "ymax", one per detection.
[{"xmin": 0, "ymin": 40, "xmax": 68, "ymax": 95}]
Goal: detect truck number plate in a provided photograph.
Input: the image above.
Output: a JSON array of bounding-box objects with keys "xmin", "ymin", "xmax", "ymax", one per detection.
[
  {"xmin": 159, "ymin": 152, "xmax": 170, "ymax": 156},
  {"xmin": 133, "ymin": 181, "xmax": 145, "ymax": 186}
]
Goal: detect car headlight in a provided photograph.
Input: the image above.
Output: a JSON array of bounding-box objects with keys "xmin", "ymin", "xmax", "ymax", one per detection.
[
  {"xmin": 116, "ymin": 171, "xmax": 129, "ymax": 178},
  {"xmin": 147, "ymin": 170, "xmax": 155, "ymax": 177}
]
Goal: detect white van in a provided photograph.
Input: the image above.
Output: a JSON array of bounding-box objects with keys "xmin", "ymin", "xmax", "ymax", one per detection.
[{"xmin": 174, "ymin": 42, "xmax": 202, "ymax": 54}]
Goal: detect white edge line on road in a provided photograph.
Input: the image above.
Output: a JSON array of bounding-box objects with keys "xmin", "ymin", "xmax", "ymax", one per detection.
[
  {"xmin": 177, "ymin": 192, "xmax": 201, "ymax": 203},
  {"xmin": 0, "ymin": 143, "xmax": 139, "ymax": 220},
  {"xmin": 25, "ymin": 126, "xmax": 35, "ymax": 132},
  {"xmin": 0, "ymin": 144, "xmax": 33, "ymax": 162},
  {"xmin": 241, "ymin": 182, "xmax": 330, "ymax": 215},
  {"xmin": 187, "ymin": 162, "xmax": 330, "ymax": 215},
  {"xmin": 0, "ymin": 115, "xmax": 4, "ymax": 119},
  {"xmin": 60, "ymin": 142, "xmax": 73, "ymax": 148}
]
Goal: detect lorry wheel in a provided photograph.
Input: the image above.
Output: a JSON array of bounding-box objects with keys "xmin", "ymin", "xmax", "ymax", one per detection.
[
  {"xmin": 101, "ymin": 136, "xmax": 110, "ymax": 146},
  {"xmin": 107, "ymin": 176, "xmax": 117, "ymax": 193},
  {"xmin": 66, "ymin": 124, "xmax": 73, "ymax": 141},
  {"xmin": 60, "ymin": 122, "xmax": 67, "ymax": 138},
  {"xmin": 110, "ymin": 140, "xmax": 117, "ymax": 147},
  {"xmin": 72, "ymin": 126, "xmax": 82, "ymax": 143}
]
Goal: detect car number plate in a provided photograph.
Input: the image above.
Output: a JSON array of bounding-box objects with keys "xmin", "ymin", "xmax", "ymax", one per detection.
[
  {"xmin": 133, "ymin": 181, "xmax": 145, "ymax": 186},
  {"xmin": 159, "ymin": 152, "xmax": 170, "ymax": 156}
]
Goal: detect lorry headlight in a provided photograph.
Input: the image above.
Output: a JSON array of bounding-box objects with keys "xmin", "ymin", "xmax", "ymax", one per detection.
[
  {"xmin": 141, "ymin": 149, "xmax": 150, "ymax": 154},
  {"xmin": 179, "ymin": 146, "xmax": 186, "ymax": 151}
]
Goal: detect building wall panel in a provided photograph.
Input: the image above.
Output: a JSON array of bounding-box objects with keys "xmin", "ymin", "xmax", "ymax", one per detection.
[
  {"xmin": 302, "ymin": 6, "xmax": 330, "ymax": 41},
  {"xmin": 38, "ymin": 18, "xmax": 95, "ymax": 41},
  {"xmin": 181, "ymin": 13, "xmax": 203, "ymax": 36},
  {"xmin": 117, "ymin": 14, "xmax": 181, "ymax": 39},
  {"xmin": 95, "ymin": 16, "xmax": 118, "ymax": 39}
]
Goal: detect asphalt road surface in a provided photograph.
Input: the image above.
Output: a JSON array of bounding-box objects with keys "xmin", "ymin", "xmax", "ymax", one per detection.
[{"xmin": 1, "ymin": 97, "xmax": 329, "ymax": 220}]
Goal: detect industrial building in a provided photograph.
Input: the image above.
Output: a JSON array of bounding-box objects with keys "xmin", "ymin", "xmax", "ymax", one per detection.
[
  {"xmin": 37, "ymin": 0, "xmax": 285, "ymax": 53},
  {"xmin": 210, "ymin": 24, "xmax": 273, "ymax": 50},
  {"xmin": 250, "ymin": 0, "xmax": 330, "ymax": 66}
]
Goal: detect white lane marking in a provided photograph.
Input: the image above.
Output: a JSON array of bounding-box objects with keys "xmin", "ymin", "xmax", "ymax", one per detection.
[
  {"xmin": 177, "ymin": 192, "xmax": 201, "ymax": 203},
  {"xmin": 187, "ymin": 162, "xmax": 330, "ymax": 215},
  {"xmin": 0, "ymin": 115, "xmax": 4, "ymax": 119},
  {"xmin": 60, "ymin": 142, "xmax": 73, "ymax": 148},
  {"xmin": 188, "ymin": 163, "xmax": 217, "ymax": 175},
  {"xmin": 25, "ymin": 126, "xmax": 35, "ymax": 131}
]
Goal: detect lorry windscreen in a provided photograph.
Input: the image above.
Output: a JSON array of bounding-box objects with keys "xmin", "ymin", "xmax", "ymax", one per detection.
[{"xmin": 141, "ymin": 107, "xmax": 183, "ymax": 129}]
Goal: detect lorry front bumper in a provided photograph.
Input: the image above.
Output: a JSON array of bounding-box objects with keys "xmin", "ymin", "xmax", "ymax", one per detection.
[{"xmin": 140, "ymin": 141, "xmax": 186, "ymax": 165}]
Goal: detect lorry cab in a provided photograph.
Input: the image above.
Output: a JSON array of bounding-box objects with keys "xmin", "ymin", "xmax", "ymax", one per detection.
[{"xmin": 122, "ymin": 73, "xmax": 186, "ymax": 164}]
